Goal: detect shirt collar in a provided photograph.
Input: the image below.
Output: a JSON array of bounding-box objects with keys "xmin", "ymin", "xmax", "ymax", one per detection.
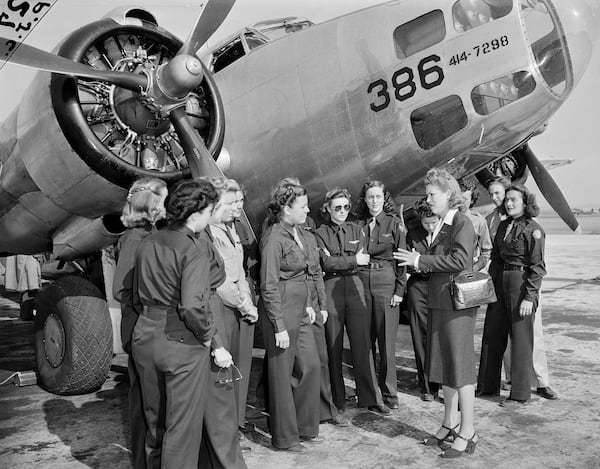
[{"xmin": 442, "ymin": 208, "xmax": 458, "ymax": 226}]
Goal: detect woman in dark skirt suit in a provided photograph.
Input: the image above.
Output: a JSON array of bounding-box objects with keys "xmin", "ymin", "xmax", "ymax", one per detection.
[{"xmin": 395, "ymin": 169, "xmax": 478, "ymax": 458}]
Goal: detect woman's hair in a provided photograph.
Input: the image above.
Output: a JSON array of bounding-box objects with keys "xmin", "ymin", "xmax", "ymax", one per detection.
[
  {"xmin": 487, "ymin": 175, "xmax": 511, "ymax": 191},
  {"xmin": 164, "ymin": 179, "xmax": 219, "ymax": 226},
  {"xmin": 414, "ymin": 197, "xmax": 435, "ymax": 219},
  {"xmin": 505, "ymin": 184, "xmax": 540, "ymax": 218},
  {"xmin": 266, "ymin": 178, "xmax": 307, "ymax": 225},
  {"xmin": 424, "ymin": 168, "xmax": 466, "ymax": 211},
  {"xmin": 458, "ymin": 178, "xmax": 479, "ymax": 208},
  {"xmin": 320, "ymin": 187, "xmax": 352, "ymax": 217},
  {"xmin": 353, "ymin": 180, "xmax": 398, "ymax": 219},
  {"xmin": 121, "ymin": 178, "xmax": 167, "ymax": 228}
]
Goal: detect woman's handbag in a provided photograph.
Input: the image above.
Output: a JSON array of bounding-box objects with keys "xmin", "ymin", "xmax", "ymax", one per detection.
[{"xmin": 451, "ymin": 271, "xmax": 497, "ymax": 310}]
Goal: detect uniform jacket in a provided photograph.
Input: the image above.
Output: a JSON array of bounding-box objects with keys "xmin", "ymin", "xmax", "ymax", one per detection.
[
  {"xmin": 133, "ymin": 226, "xmax": 216, "ymax": 345},
  {"xmin": 315, "ymin": 221, "xmax": 365, "ymax": 278},
  {"xmin": 233, "ymin": 218, "xmax": 259, "ymax": 286},
  {"xmin": 485, "ymin": 206, "xmax": 507, "ymax": 241},
  {"xmin": 112, "ymin": 225, "xmax": 153, "ymax": 352},
  {"xmin": 260, "ymin": 221, "xmax": 313, "ymax": 333},
  {"xmin": 490, "ymin": 216, "xmax": 546, "ymax": 304},
  {"xmin": 417, "ymin": 210, "xmax": 476, "ymax": 310},
  {"xmin": 303, "ymin": 228, "xmax": 327, "ymax": 311},
  {"xmin": 359, "ymin": 212, "xmax": 407, "ymax": 296},
  {"xmin": 466, "ymin": 209, "xmax": 492, "ymax": 271},
  {"xmin": 406, "ymin": 224, "xmax": 435, "ymax": 283}
]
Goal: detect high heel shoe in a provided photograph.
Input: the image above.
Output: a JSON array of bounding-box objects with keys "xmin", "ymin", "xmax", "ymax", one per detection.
[
  {"xmin": 423, "ymin": 424, "xmax": 459, "ymax": 447},
  {"xmin": 440, "ymin": 432, "xmax": 478, "ymax": 458}
]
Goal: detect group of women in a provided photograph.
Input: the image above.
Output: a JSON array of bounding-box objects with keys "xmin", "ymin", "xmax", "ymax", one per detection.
[{"xmin": 113, "ymin": 166, "xmax": 548, "ymax": 467}]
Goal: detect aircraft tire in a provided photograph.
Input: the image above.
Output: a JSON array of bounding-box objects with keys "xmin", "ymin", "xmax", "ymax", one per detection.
[{"xmin": 34, "ymin": 276, "xmax": 113, "ymax": 395}]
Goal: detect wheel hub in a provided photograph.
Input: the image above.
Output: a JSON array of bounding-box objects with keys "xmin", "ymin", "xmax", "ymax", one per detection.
[{"xmin": 43, "ymin": 314, "xmax": 66, "ymax": 368}]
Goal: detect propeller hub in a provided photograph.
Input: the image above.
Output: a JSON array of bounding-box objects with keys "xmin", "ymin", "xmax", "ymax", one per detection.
[{"xmin": 156, "ymin": 55, "xmax": 205, "ymax": 100}]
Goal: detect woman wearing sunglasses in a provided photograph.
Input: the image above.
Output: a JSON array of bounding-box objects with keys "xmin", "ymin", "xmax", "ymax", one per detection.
[{"xmin": 315, "ymin": 188, "xmax": 388, "ymax": 415}]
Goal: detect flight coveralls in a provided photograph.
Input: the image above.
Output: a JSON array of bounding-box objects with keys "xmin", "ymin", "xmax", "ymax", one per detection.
[
  {"xmin": 303, "ymin": 226, "xmax": 339, "ymax": 422},
  {"xmin": 113, "ymin": 224, "xmax": 153, "ymax": 469},
  {"xmin": 232, "ymin": 218, "xmax": 259, "ymax": 428},
  {"xmin": 260, "ymin": 221, "xmax": 320, "ymax": 449},
  {"xmin": 359, "ymin": 212, "xmax": 407, "ymax": 405},
  {"xmin": 112, "ymin": 225, "xmax": 153, "ymax": 469},
  {"xmin": 315, "ymin": 221, "xmax": 383, "ymax": 410},
  {"xmin": 197, "ymin": 228, "xmax": 247, "ymax": 469},
  {"xmin": 405, "ymin": 225, "xmax": 440, "ymax": 397},
  {"xmin": 478, "ymin": 216, "xmax": 546, "ymax": 401},
  {"xmin": 131, "ymin": 226, "xmax": 215, "ymax": 469}
]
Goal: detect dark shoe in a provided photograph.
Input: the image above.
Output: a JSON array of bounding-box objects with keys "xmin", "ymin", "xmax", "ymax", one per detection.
[
  {"xmin": 383, "ymin": 398, "xmax": 399, "ymax": 409},
  {"xmin": 368, "ymin": 404, "xmax": 391, "ymax": 415},
  {"xmin": 421, "ymin": 393, "xmax": 435, "ymax": 402},
  {"xmin": 239, "ymin": 421, "xmax": 253, "ymax": 433},
  {"xmin": 241, "ymin": 445, "xmax": 251, "ymax": 454},
  {"xmin": 440, "ymin": 432, "xmax": 478, "ymax": 458},
  {"xmin": 300, "ymin": 436, "xmax": 325, "ymax": 444},
  {"xmin": 424, "ymin": 424, "xmax": 459, "ymax": 447},
  {"xmin": 499, "ymin": 397, "xmax": 528, "ymax": 407},
  {"xmin": 275, "ymin": 443, "xmax": 307, "ymax": 453},
  {"xmin": 537, "ymin": 387, "xmax": 558, "ymax": 400},
  {"xmin": 328, "ymin": 414, "xmax": 351, "ymax": 427}
]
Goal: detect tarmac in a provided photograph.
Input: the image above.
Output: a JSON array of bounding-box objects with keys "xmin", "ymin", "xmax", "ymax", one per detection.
[{"xmin": 1, "ymin": 234, "xmax": 599, "ymax": 468}]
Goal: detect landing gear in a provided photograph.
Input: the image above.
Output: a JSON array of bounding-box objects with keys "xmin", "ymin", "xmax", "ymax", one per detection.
[{"xmin": 34, "ymin": 276, "xmax": 113, "ymax": 395}]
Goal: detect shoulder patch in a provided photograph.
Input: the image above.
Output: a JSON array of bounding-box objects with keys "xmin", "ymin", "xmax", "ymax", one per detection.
[{"xmin": 532, "ymin": 229, "xmax": 542, "ymax": 239}]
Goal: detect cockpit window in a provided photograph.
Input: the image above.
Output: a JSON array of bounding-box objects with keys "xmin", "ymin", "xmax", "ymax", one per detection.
[
  {"xmin": 519, "ymin": 0, "xmax": 570, "ymax": 97},
  {"xmin": 244, "ymin": 33, "xmax": 267, "ymax": 51},
  {"xmin": 212, "ymin": 38, "xmax": 245, "ymax": 73},
  {"xmin": 452, "ymin": 0, "xmax": 513, "ymax": 32},
  {"xmin": 393, "ymin": 10, "xmax": 446, "ymax": 59},
  {"xmin": 411, "ymin": 95, "xmax": 468, "ymax": 150},
  {"xmin": 471, "ymin": 71, "xmax": 537, "ymax": 115}
]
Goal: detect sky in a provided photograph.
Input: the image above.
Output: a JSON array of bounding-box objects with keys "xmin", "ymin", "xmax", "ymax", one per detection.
[{"xmin": 1, "ymin": 0, "xmax": 599, "ymax": 209}]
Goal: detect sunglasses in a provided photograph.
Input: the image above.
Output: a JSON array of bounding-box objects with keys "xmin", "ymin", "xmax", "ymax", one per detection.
[
  {"xmin": 216, "ymin": 364, "xmax": 242, "ymax": 385},
  {"xmin": 333, "ymin": 204, "xmax": 351, "ymax": 212}
]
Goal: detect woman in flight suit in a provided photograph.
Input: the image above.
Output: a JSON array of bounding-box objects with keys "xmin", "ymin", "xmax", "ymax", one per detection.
[
  {"xmin": 131, "ymin": 180, "xmax": 227, "ymax": 469},
  {"xmin": 354, "ymin": 180, "xmax": 406, "ymax": 412},
  {"xmin": 315, "ymin": 188, "xmax": 386, "ymax": 414},
  {"xmin": 113, "ymin": 177, "xmax": 167, "ymax": 469},
  {"xmin": 478, "ymin": 185, "xmax": 546, "ymax": 404},
  {"xmin": 260, "ymin": 180, "xmax": 321, "ymax": 453},
  {"xmin": 198, "ymin": 177, "xmax": 247, "ymax": 469},
  {"xmin": 395, "ymin": 169, "xmax": 478, "ymax": 458}
]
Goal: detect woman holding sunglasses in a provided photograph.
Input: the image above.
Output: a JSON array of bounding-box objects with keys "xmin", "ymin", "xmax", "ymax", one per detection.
[{"xmin": 315, "ymin": 188, "xmax": 387, "ymax": 415}]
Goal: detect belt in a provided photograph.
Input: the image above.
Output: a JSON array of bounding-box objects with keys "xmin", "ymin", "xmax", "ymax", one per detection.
[
  {"xmin": 410, "ymin": 272, "xmax": 430, "ymax": 280},
  {"xmin": 142, "ymin": 305, "xmax": 175, "ymax": 320},
  {"xmin": 367, "ymin": 261, "xmax": 393, "ymax": 270},
  {"xmin": 502, "ymin": 263, "xmax": 527, "ymax": 271},
  {"xmin": 325, "ymin": 271, "xmax": 357, "ymax": 279}
]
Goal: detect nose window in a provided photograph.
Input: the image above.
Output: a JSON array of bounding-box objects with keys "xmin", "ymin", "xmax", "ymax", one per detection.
[
  {"xmin": 520, "ymin": 0, "xmax": 571, "ymax": 97},
  {"xmin": 471, "ymin": 70, "xmax": 537, "ymax": 115},
  {"xmin": 452, "ymin": 0, "xmax": 513, "ymax": 33}
]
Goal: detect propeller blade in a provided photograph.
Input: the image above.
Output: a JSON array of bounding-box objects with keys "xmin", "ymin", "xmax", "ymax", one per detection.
[
  {"xmin": 520, "ymin": 145, "xmax": 580, "ymax": 232},
  {"xmin": 170, "ymin": 106, "xmax": 224, "ymax": 179},
  {"xmin": 177, "ymin": 0, "xmax": 236, "ymax": 56},
  {"xmin": 2, "ymin": 39, "xmax": 147, "ymax": 92}
]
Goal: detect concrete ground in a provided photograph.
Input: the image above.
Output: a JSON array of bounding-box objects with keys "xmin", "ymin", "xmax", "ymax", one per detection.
[{"xmin": 1, "ymin": 234, "xmax": 599, "ymax": 468}]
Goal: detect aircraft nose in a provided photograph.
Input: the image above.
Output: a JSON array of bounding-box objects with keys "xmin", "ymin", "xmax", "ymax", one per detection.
[{"xmin": 551, "ymin": 0, "xmax": 598, "ymax": 88}]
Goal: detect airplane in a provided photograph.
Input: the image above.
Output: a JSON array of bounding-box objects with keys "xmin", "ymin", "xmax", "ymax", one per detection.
[{"xmin": 0, "ymin": 0, "xmax": 597, "ymax": 395}]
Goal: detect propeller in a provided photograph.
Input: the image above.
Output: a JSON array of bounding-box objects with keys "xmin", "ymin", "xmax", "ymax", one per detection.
[
  {"xmin": 177, "ymin": 0, "xmax": 236, "ymax": 56},
  {"xmin": 1, "ymin": 38, "xmax": 148, "ymax": 92},
  {"xmin": 517, "ymin": 144, "xmax": 580, "ymax": 232}
]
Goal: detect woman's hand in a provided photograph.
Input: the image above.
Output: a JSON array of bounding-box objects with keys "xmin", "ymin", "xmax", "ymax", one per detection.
[
  {"xmin": 245, "ymin": 305, "xmax": 259, "ymax": 324},
  {"xmin": 519, "ymin": 300, "xmax": 534, "ymax": 317},
  {"xmin": 393, "ymin": 248, "xmax": 418, "ymax": 267},
  {"xmin": 275, "ymin": 330, "xmax": 290, "ymax": 349},
  {"xmin": 212, "ymin": 347, "xmax": 233, "ymax": 368},
  {"xmin": 355, "ymin": 248, "xmax": 370, "ymax": 266},
  {"xmin": 321, "ymin": 310, "xmax": 329, "ymax": 324},
  {"xmin": 306, "ymin": 306, "xmax": 316, "ymax": 324},
  {"xmin": 390, "ymin": 294, "xmax": 402, "ymax": 307}
]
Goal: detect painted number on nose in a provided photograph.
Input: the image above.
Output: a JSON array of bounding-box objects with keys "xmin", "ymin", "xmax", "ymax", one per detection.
[{"xmin": 367, "ymin": 54, "xmax": 444, "ymax": 112}]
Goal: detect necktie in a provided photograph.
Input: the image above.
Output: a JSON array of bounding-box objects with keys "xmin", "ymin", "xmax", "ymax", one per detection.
[
  {"xmin": 503, "ymin": 220, "xmax": 514, "ymax": 241},
  {"xmin": 369, "ymin": 217, "xmax": 376, "ymax": 234},
  {"xmin": 292, "ymin": 227, "xmax": 304, "ymax": 250},
  {"xmin": 223, "ymin": 224, "xmax": 237, "ymax": 247},
  {"xmin": 336, "ymin": 225, "xmax": 345, "ymax": 251}
]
